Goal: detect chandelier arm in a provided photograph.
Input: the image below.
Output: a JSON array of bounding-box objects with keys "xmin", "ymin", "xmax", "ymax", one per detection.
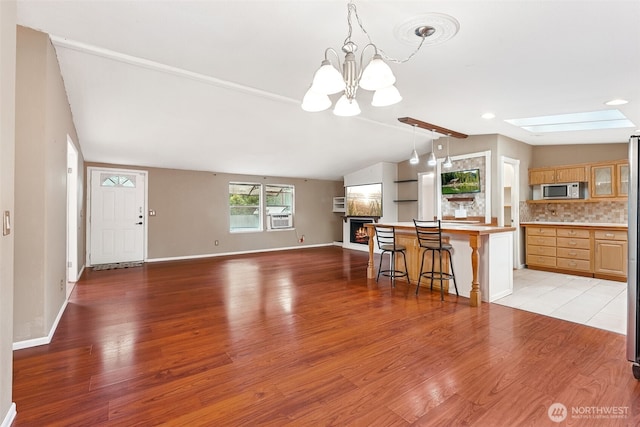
[
  {"xmin": 349, "ymin": 1, "xmax": 428, "ymax": 64},
  {"xmin": 358, "ymin": 43, "xmax": 378, "ymax": 79},
  {"xmin": 324, "ymin": 47, "xmax": 343, "ymax": 69}
]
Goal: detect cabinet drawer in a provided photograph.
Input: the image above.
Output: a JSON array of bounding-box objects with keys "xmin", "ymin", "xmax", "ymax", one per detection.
[
  {"xmin": 556, "ymin": 237, "xmax": 590, "ymax": 250},
  {"xmin": 526, "ymin": 227, "xmax": 557, "ymax": 237},
  {"xmin": 527, "ymin": 236, "xmax": 557, "ymax": 247},
  {"xmin": 557, "ymin": 257, "xmax": 591, "ymax": 272},
  {"xmin": 527, "ymin": 254, "xmax": 556, "ymax": 267},
  {"xmin": 527, "ymin": 245, "xmax": 556, "ymax": 257},
  {"xmin": 556, "ymin": 228, "xmax": 590, "ymax": 238},
  {"xmin": 556, "ymin": 247, "xmax": 590, "ymax": 260},
  {"xmin": 594, "ymin": 230, "xmax": 627, "ymax": 241}
]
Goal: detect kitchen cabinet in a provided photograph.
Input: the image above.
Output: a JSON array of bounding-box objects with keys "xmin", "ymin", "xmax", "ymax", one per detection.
[
  {"xmin": 529, "ymin": 168, "xmax": 556, "ymax": 185},
  {"xmin": 555, "ymin": 228, "xmax": 591, "ymax": 273},
  {"xmin": 594, "ymin": 230, "xmax": 628, "ymax": 278},
  {"xmin": 590, "ymin": 161, "xmax": 629, "ymax": 198},
  {"xmin": 528, "ymin": 166, "xmax": 587, "ymax": 185},
  {"xmin": 618, "ymin": 163, "xmax": 630, "ymax": 196},
  {"xmin": 526, "ymin": 226, "xmax": 557, "ymax": 268},
  {"xmin": 591, "ymin": 164, "xmax": 615, "ymax": 198},
  {"xmin": 555, "ymin": 166, "xmax": 587, "ymax": 183},
  {"xmin": 524, "ymin": 224, "xmax": 627, "ymax": 281}
]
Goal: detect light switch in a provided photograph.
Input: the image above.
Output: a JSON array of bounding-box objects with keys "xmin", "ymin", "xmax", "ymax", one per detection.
[{"xmin": 149, "ymin": 209, "xmax": 156, "ymax": 216}]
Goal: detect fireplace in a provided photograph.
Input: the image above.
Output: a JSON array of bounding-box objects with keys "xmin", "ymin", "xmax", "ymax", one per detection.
[{"xmin": 350, "ymin": 219, "xmax": 373, "ymax": 245}]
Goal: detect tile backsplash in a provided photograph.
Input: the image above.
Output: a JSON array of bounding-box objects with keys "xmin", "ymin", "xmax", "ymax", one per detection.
[{"xmin": 519, "ymin": 200, "xmax": 627, "ymax": 224}]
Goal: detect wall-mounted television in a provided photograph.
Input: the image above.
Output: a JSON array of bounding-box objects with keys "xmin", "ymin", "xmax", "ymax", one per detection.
[
  {"xmin": 346, "ymin": 183, "xmax": 382, "ymax": 217},
  {"xmin": 441, "ymin": 169, "xmax": 481, "ymax": 195}
]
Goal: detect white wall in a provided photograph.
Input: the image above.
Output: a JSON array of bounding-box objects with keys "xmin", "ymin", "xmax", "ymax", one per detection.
[{"xmin": 342, "ymin": 162, "xmax": 397, "ymax": 251}]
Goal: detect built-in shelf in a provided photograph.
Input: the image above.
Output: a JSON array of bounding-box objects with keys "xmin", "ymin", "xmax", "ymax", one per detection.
[
  {"xmin": 332, "ymin": 196, "xmax": 346, "ymax": 212},
  {"xmin": 342, "ymin": 216, "xmax": 379, "ymax": 223}
]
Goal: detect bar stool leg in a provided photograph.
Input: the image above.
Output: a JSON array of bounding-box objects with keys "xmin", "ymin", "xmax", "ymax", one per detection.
[
  {"xmin": 416, "ymin": 249, "xmax": 426, "ymax": 295},
  {"xmin": 439, "ymin": 249, "xmax": 444, "ymax": 301},
  {"xmin": 447, "ymin": 249, "xmax": 459, "ymax": 296}
]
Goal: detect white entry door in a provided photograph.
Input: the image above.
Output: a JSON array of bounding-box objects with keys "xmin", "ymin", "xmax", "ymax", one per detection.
[{"xmin": 89, "ymin": 169, "xmax": 146, "ymax": 265}]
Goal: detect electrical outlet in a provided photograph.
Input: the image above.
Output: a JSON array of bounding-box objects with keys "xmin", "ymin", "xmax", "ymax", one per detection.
[
  {"xmin": 299, "ymin": 235, "xmax": 305, "ymax": 243},
  {"xmin": 215, "ymin": 240, "xmax": 219, "ymax": 246},
  {"xmin": 60, "ymin": 279, "xmax": 64, "ymax": 291}
]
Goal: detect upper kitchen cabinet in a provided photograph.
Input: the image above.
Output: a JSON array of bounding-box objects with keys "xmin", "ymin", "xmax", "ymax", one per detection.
[
  {"xmin": 618, "ymin": 162, "xmax": 629, "ymax": 196},
  {"xmin": 529, "ymin": 166, "xmax": 587, "ymax": 185},
  {"xmin": 591, "ymin": 160, "xmax": 628, "ymax": 199},
  {"xmin": 555, "ymin": 166, "xmax": 587, "ymax": 183},
  {"xmin": 529, "ymin": 168, "xmax": 556, "ymax": 185}
]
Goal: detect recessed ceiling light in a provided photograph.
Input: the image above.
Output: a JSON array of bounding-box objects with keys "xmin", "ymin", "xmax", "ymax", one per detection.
[
  {"xmin": 504, "ymin": 109, "xmax": 635, "ymax": 133},
  {"xmin": 605, "ymin": 99, "xmax": 629, "ymax": 106},
  {"xmin": 481, "ymin": 112, "xmax": 495, "ymax": 120}
]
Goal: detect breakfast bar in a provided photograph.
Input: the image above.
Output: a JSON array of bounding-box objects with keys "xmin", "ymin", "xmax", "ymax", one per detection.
[{"xmin": 365, "ymin": 222, "xmax": 516, "ymax": 306}]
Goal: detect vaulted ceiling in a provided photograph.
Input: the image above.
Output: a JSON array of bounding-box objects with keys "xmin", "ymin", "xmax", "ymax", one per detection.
[{"xmin": 16, "ymin": 1, "xmax": 640, "ymax": 180}]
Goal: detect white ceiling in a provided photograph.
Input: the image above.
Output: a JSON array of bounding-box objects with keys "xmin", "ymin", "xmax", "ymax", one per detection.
[{"xmin": 15, "ymin": 0, "xmax": 640, "ymax": 180}]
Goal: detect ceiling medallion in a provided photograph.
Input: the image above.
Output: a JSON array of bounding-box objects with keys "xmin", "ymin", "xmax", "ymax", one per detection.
[{"xmin": 394, "ymin": 13, "xmax": 460, "ymax": 46}]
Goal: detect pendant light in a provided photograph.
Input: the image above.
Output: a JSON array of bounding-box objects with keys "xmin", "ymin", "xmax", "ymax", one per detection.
[
  {"xmin": 427, "ymin": 129, "xmax": 437, "ymax": 166},
  {"xmin": 409, "ymin": 124, "xmax": 419, "ymax": 165},
  {"xmin": 443, "ymin": 133, "xmax": 453, "ymax": 168}
]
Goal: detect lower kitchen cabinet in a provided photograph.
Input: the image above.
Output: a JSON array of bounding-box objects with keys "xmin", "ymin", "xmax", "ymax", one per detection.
[
  {"xmin": 594, "ymin": 230, "xmax": 628, "ymax": 279},
  {"xmin": 524, "ymin": 224, "xmax": 627, "ymax": 281}
]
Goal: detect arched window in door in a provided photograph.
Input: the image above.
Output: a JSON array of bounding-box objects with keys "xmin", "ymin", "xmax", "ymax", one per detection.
[{"xmin": 100, "ymin": 174, "xmax": 136, "ymax": 188}]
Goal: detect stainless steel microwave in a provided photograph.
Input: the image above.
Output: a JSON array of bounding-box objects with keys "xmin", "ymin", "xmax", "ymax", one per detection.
[{"xmin": 541, "ymin": 182, "xmax": 586, "ymax": 199}]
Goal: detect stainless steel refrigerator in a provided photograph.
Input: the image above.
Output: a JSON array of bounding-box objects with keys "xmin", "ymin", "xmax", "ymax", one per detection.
[{"xmin": 627, "ymin": 135, "xmax": 640, "ymax": 378}]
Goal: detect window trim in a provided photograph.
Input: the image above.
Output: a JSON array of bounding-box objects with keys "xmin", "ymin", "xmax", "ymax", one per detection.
[
  {"xmin": 229, "ymin": 181, "xmax": 263, "ymax": 233},
  {"xmin": 228, "ymin": 182, "xmax": 296, "ymax": 233}
]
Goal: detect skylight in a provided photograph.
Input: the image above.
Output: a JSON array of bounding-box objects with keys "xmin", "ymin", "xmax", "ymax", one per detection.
[{"xmin": 505, "ymin": 109, "xmax": 635, "ymax": 133}]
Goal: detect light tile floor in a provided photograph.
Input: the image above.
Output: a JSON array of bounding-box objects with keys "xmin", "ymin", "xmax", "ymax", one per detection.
[{"xmin": 494, "ymin": 268, "xmax": 627, "ymax": 335}]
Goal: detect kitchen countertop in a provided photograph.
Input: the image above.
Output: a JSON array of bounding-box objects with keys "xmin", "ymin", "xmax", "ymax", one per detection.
[{"xmin": 521, "ymin": 221, "xmax": 627, "ymax": 229}]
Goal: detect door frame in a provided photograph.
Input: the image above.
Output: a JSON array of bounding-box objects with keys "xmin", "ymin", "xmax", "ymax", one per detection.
[
  {"xmin": 498, "ymin": 156, "xmax": 521, "ymax": 269},
  {"xmin": 66, "ymin": 137, "xmax": 79, "ymax": 285},
  {"xmin": 86, "ymin": 166, "xmax": 149, "ymax": 266}
]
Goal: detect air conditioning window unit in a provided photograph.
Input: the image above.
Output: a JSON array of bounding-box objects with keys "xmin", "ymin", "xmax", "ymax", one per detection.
[{"xmin": 270, "ymin": 214, "xmax": 292, "ymax": 229}]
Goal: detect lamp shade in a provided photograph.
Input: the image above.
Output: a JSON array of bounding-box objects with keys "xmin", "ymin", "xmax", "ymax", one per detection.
[
  {"xmin": 443, "ymin": 155, "xmax": 453, "ymax": 168},
  {"xmin": 301, "ymin": 88, "xmax": 332, "ymax": 112},
  {"xmin": 359, "ymin": 54, "xmax": 396, "ymax": 91},
  {"xmin": 311, "ymin": 60, "xmax": 346, "ymax": 95},
  {"xmin": 427, "ymin": 151, "xmax": 437, "ymax": 166},
  {"xmin": 409, "ymin": 149, "xmax": 420, "ymax": 165},
  {"xmin": 371, "ymin": 85, "xmax": 402, "ymax": 107},
  {"xmin": 333, "ymin": 95, "xmax": 361, "ymax": 116}
]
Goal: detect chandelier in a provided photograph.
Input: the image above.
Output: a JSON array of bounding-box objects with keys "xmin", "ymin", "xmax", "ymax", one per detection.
[{"xmin": 301, "ymin": 1, "xmax": 438, "ymax": 116}]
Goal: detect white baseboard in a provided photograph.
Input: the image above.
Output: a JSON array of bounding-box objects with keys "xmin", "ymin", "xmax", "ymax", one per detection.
[
  {"xmin": 146, "ymin": 243, "xmax": 333, "ymax": 263},
  {"xmin": 13, "ymin": 297, "xmax": 68, "ymax": 351},
  {"xmin": 1, "ymin": 403, "xmax": 16, "ymax": 427}
]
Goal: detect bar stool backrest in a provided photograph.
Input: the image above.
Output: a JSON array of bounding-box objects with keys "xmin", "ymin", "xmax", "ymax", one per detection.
[
  {"xmin": 413, "ymin": 219, "xmax": 443, "ymax": 249},
  {"xmin": 374, "ymin": 225, "xmax": 398, "ymax": 250}
]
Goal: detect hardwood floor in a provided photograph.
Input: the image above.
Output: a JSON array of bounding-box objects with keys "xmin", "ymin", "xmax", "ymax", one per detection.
[{"xmin": 12, "ymin": 246, "xmax": 640, "ymax": 426}]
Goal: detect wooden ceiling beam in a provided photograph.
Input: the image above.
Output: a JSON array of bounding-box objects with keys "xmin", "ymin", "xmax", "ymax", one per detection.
[{"xmin": 398, "ymin": 117, "xmax": 468, "ymax": 139}]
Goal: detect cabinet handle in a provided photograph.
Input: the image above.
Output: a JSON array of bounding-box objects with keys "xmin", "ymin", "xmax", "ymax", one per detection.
[
  {"xmin": 569, "ymin": 261, "xmax": 577, "ymax": 266},
  {"xmin": 605, "ymin": 233, "xmax": 614, "ymax": 238},
  {"xmin": 569, "ymin": 251, "xmax": 577, "ymax": 256},
  {"xmin": 569, "ymin": 241, "xmax": 577, "ymax": 246},
  {"xmin": 569, "ymin": 230, "xmax": 576, "ymax": 235}
]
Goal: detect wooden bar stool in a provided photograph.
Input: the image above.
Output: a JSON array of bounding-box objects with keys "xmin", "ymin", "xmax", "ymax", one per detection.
[
  {"xmin": 413, "ymin": 219, "xmax": 459, "ymax": 299},
  {"xmin": 374, "ymin": 225, "xmax": 409, "ymax": 287}
]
